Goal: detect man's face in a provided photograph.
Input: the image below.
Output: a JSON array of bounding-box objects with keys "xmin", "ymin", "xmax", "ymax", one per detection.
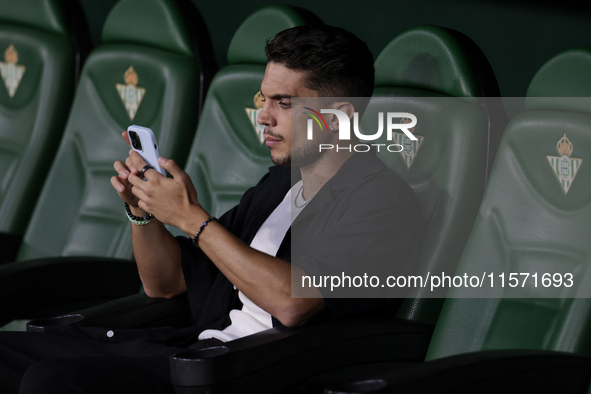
[{"xmin": 258, "ymin": 62, "xmax": 330, "ymax": 166}]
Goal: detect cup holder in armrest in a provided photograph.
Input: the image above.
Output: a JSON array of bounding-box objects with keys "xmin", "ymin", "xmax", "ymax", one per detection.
[
  {"xmin": 170, "ymin": 346, "xmax": 231, "ymax": 386},
  {"xmin": 27, "ymin": 314, "xmax": 85, "ymax": 332}
]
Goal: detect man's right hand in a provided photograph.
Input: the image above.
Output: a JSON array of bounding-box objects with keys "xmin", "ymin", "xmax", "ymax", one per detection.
[{"xmin": 111, "ymin": 131, "xmax": 143, "ymax": 212}]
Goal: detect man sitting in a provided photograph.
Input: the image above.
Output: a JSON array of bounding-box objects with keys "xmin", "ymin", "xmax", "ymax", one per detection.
[{"xmin": 0, "ymin": 25, "xmax": 422, "ymax": 394}]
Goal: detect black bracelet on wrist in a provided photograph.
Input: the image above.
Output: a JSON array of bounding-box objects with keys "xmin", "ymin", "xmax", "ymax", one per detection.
[
  {"xmin": 192, "ymin": 217, "xmax": 217, "ymax": 248},
  {"xmin": 124, "ymin": 202, "xmax": 154, "ymax": 226}
]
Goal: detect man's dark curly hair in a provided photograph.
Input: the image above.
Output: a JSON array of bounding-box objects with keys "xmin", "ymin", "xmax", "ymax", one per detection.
[{"xmin": 265, "ymin": 26, "xmax": 374, "ymax": 98}]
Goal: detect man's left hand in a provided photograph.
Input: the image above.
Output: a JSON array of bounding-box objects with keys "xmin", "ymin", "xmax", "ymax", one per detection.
[{"xmin": 127, "ymin": 151, "xmax": 203, "ymax": 231}]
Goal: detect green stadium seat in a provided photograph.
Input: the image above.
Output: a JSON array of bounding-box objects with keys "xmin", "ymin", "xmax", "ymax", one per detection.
[
  {"xmin": 324, "ymin": 47, "xmax": 591, "ymax": 394},
  {"xmin": 0, "ymin": 0, "xmax": 91, "ymax": 263},
  {"xmin": 0, "ymin": 0, "xmax": 215, "ymax": 329},
  {"xmin": 427, "ymin": 46, "xmax": 591, "ymax": 361},
  {"xmin": 362, "ymin": 25, "xmax": 507, "ymax": 324}
]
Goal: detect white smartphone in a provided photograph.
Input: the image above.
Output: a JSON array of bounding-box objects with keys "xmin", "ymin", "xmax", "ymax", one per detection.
[{"xmin": 127, "ymin": 125, "xmax": 166, "ymax": 179}]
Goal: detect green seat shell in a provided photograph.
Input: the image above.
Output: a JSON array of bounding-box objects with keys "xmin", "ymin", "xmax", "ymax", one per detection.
[
  {"xmin": 0, "ymin": 0, "xmax": 90, "ymax": 251},
  {"xmin": 426, "ymin": 47, "xmax": 591, "ymax": 361},
  {"xmin": 366, "ymin": 26, "xmax": 506, "ymax": 324},
  {"xmin": 16, "ymin": 0, "xmax": 205, "ymax": 261}
]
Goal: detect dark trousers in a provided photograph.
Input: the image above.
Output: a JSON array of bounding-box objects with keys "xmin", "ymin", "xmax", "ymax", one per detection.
[{"xmin": 0, "ymin": 331, "xmax": 219, "ymax": 394}]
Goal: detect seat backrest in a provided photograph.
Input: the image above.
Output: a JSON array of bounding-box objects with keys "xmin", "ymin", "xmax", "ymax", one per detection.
[
  {"xmin": 0, "ymin": 0, "xmax": 90, "ymax": 238},
  {"xmin": 181, "ymin": 5, "xmax": 323, "ymax": 219},
  {"xmin": 425, "ymin": 47, "xmax": 591, "ymax": 360},
  {"xmin": 15, "ymin": 0, "xmax": 211, "ymax": 261},
  {"xmin": 362, "ymin": 26, "xmax": 506, "ymax": 323},
  {"xmin": 101, "ymin": 0, "xmax": 216, "ymax": 116}
]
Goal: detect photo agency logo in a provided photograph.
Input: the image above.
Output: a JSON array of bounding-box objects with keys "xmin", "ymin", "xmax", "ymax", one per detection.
[{"xmin": 303, "ymin": 107, "xmax": 418, "ymax": 153}]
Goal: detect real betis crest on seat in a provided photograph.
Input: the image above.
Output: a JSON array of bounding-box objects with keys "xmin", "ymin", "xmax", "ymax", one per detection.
[
  {"xmin": 391, "ymin": 115, "xmax": 423, "ymax": 169},
  {"xmin": 0, "ymin": 44, "xmax": 25, "ymax": 98},
  {"xmin": 245, "ymin": 90, "xmax": 265, "ymax": 144},
  {"xmin": 547, "ymin": 134, "xmax": 582, "ymax": 195},
  {"xmin": 116, "ymin": 66, "xmax": 145, "ymax": 120}
]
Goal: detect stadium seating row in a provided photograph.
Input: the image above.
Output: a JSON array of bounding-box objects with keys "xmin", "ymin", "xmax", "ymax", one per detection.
[{"xmin": 0, "ymin": 0, "xmax": 590, "ymax": 393}]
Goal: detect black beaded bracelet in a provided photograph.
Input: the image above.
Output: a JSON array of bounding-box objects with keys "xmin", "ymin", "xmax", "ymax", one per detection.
[
  {"xmin": 124, "ymin": 202, "xmax": 154, "ymax": 226},
  {"xmin": 192, "ymin": 217, "xmax": 217, "ymax": 247}
]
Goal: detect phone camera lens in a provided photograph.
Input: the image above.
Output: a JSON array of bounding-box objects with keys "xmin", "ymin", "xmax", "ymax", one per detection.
[{"xmin": 129, "ymin": 131, "xmax": 142, "ymax": 150}]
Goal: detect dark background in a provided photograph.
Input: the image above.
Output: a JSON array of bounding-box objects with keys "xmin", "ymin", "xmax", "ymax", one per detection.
[{"xmin": 78, "ymin": 0, "xmax": 591, "ymax": 97}]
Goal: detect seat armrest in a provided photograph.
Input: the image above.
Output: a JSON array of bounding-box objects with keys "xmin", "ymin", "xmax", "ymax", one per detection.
[
  {"xmin": 170, "ymin": 317, "xmax": 433, "ymax": 392},
  {"xmin": 27, "ymin": 292, "xmax": 192, "ymax": 332},
  {"xmin": 326, "ymin": 349, "xmax": 591, "ymax": 394},
  {"xmin": 0, "ymin": 256, "xmax": 141, "ymax": 325}
]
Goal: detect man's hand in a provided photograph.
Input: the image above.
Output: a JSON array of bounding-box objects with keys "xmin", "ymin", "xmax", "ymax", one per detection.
[
  {"xmin": 110, "ymin": 131, "xmax": 187, "ymax": 298},
  {"xmin": 126, "ymin": 150, "xmax": 204, "ymax": 232},
  {"xmin": 111, "ymin": 132, "xmax": 142, "ymax": 210}
]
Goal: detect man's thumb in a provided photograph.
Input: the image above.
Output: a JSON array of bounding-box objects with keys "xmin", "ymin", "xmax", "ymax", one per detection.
[{"xmin": 158, "ymin": 156, "xmax": 182, "ymax": 178}]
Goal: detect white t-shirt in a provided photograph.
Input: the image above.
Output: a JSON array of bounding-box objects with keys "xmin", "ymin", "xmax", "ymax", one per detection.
[{"xmin": 198, "ymin": 180, "xmax": 309, "ymax": 342}]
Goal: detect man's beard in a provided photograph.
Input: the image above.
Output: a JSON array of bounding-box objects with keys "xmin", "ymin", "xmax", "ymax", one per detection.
[
  {"xmin": 272, "ymin": 140, "xmax": 327, "ymax": 167},
  {"xmin": 271, "ymin": 151, "xmax": 291, "ymax": 167}
]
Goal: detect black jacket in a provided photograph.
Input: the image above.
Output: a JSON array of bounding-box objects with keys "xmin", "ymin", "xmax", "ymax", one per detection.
[{"xmin": 181, "ymin": 152, "xmax": 423, "ymax": 332}]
